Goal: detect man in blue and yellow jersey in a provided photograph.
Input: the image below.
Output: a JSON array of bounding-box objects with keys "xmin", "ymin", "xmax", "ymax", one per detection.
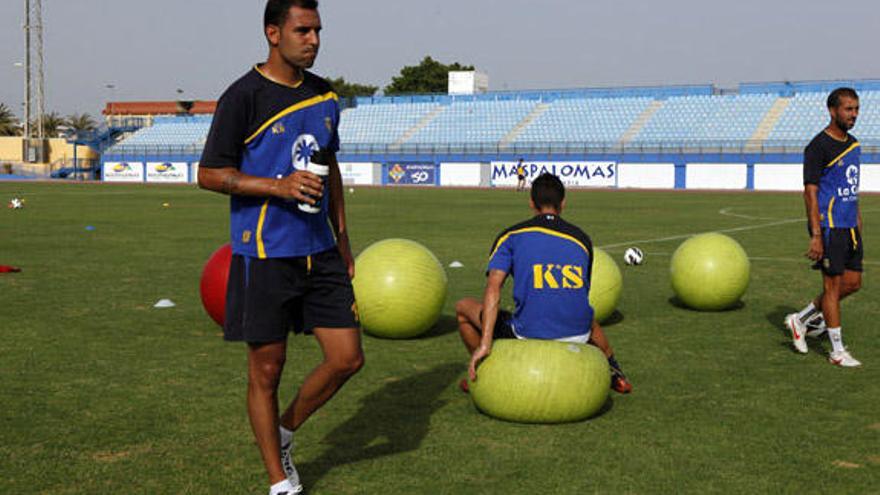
[
  {"xmin": 198, "ymin": 1, "xmax": 362, "ymax": 494},
  {"xmin": 456, "ymin": 173, "xmax": 632, "ymax": 393},
  {"xmin": 516, "ymin": 158, "xmax": 527, "ymax": 191},
  {"xmin": 785, "ymin": 87, "xmax": 863, "ymax": 367}
]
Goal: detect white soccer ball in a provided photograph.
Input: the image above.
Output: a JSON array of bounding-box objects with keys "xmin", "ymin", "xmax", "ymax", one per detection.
[
  {"xmin": 623, "ymin": 247, "xmax": 644, "ymax": 266},
  {"xmin": 9, "ymin": 198, "xmax": 23, "ymax": 209}
]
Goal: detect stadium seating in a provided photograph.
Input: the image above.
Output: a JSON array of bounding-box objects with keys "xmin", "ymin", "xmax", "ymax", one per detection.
[
  {"xmin": 631, "ymin": 94, "xmax": 776, "ymax": 147},
  {"xmin": 338, "ymin": 102, "xmax": 439, "ymax": 144},
  {"xmin": 407, "ymin": 100, "xmax": 537, "ymax": 144},
  {"xmin": 765, "ymin": 92, "xmax": 828, "ymax": 146},
  {"xmin": 515, "ymin": 97, "xmax": 653, "ymax": 144},
  {"xmin": 105, "ymin": 81, "xmax": 880, "ymax": 157},
  {"xmin": 106, "ymin": 115, "xmax": 212, "ymax": 153}
]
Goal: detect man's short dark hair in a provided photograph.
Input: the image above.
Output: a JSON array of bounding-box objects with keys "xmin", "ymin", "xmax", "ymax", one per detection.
[
  {"xmin": 827, "ymin": 87, "xmax": 859, "ymax": 109},
  {"xmin": 530, "ymin": 173, "xmax": 565, "ymax": 210},
  {"xmin": 264, "ymin": 0, "xmax": 318, "ymax": 28}
]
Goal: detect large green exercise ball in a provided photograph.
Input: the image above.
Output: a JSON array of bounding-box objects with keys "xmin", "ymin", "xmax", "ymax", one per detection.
[
  {"xmin": 670, "ymin": 233, "xmax": 750, "ymax": 311},
  {"xmin": 590, "ymin": 247, "xmax": 622, "ymax": 323},
  {"xmin": 352, "ymin": 238, "xmax": 448, "ymax": 339},
  {"xmin": 470, "ymin": 339, "xmax": 610, "ymax": 423}
]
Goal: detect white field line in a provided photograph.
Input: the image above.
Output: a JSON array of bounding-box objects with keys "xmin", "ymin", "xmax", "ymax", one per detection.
[
  {"xmin": 599, "ymin": 217, "xmax": 803, "ymax": 250},
  {"xmin": 601, "ymin": 206, "xmax": 879, "ymax": 251},
  {"xmin": 717, "ymin": 207, "xmax": 780, "ymax": 221},
  {"xmin": 615, "ymin": 250, "xmax": 880, "ymax": 266},
  {"xmin": 601, "ymin": 206, "xmax": 879, "ymax": 265}
]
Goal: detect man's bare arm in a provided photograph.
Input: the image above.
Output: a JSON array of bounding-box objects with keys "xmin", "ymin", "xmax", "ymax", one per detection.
[
  {"xmin": 198, "ymin": 166, "xmax": 323, "ymax": 202},
  {"xmin": 325, "ymin": 153, "xmax": 355, "ymax": 278},
  {"xmin": 804, "ymin": 184, "xmax": 823, "ymax": 261}
]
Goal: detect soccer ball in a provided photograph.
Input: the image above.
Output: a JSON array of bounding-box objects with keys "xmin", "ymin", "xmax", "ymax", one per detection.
[
  {"xmin": 623, "ymin": 247, "xmax": 644, "ymax": 266},
  {"xmin": 8, "ymin": 198, "xmax": 23, "ymax": 209}
]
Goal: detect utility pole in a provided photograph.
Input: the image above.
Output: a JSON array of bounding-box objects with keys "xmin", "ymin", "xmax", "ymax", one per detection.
[
  {"xmin": 23, "ymin": 0, "xmax": 45, "ymax": 162},
  {"xmin": 23, "ymin": 0, "xmax": 30, "ymax": 147}
]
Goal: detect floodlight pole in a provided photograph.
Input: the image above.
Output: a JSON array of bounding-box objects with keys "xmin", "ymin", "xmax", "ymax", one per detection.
[
  {"xmin": 23, "ymin": 0, "xmax": 31, "ymax": 147},
  {"xmin": 22, "ymin": 0, "xmax": 45, "ymax": 163}
]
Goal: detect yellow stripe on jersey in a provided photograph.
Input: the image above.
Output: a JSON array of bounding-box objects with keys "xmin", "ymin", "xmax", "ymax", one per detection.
[
  {"xmin": 244, "ymin": 91, "xmax": 339, "ymax": 144},
  {"xmin": 489, "ymin": 227, "xmax": 589, "ymax": 260},
  {"xmin": 827, "ymin": 197, "xmax": 836, "ymax": 228},
  {"xmin": 253, "ymin": 65, "xmax": 304, "ymax": 89},
  {"xmin": 256, "ymin": 199, "xmax": 270, "ymax": 259},
  {"xmin": 824, "ymin": 142, "xmax": 860, "ymax": 168}
]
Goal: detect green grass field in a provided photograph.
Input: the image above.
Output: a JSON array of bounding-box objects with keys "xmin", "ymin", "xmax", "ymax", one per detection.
[{"xmin": 1, "ymin": 182, "xmax": 878, "ymax": 494}]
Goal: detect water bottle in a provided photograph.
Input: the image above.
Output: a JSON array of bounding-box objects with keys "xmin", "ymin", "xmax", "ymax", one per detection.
[{"xmin": 297, "ymin": 149, "xmax": 329, "ymax": 214}]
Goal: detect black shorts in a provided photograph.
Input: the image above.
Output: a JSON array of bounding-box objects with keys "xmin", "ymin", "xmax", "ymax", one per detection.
[
  {"xmin": 811, "ymin": 227, "xmax": 863, "ymax": 276},
  {"xmin": 478, "ymin": 310, "xmax": 517, "ymax": 340},
  {"xmin": 224, "ymin": 248, "xmax": 358, "ymax": 343}
]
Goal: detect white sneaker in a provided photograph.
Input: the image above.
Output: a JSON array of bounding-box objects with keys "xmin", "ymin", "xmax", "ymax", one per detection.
[
  {"xmin": 280, "ymin": 438, "xmax": 303, "ymax": 494},
  {"xmin": 269, "ymin": 478, "xmax": 302, "ymax": 495},
  {"xmin": 829, "ymin": 349, "xmax": 862, "ymax": 367},
  {"xmin": 784, "ymin": 313, "xmax": 808, "ymax": 354}
]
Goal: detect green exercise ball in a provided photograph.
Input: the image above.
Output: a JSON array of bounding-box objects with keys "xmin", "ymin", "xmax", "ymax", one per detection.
[
  {"xmin": 352, "ymin": 238, "xmax": 447, "ymax": 338},
  {"xmin": 590, "ymin": 247, "xmax": 622, "ymax": 323},
  {"xmin": 470, "ymin": 339, "xmax": 610, "ymax": 423},
  {"xmin": 670, "ymin": 233, "xmax": 750, "ymax": 311}
]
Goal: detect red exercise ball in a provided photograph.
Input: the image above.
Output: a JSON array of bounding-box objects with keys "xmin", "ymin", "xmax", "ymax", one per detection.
[{"xmin": 200, "ymin": 243, "xmax": 232, "ymax": 327}]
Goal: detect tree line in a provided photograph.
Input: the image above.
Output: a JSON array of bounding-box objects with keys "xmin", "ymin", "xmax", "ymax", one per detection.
[
  {"xmin": 0, "ymin": 104, "xmax": 98, "ymax": 138},
  {"xmin": 0, "ymin": 56, "xmax": 472, "ymax": 136},
  {"xmin": 331, "ymin": 56, "xmax": 474, "ymax": 98}
]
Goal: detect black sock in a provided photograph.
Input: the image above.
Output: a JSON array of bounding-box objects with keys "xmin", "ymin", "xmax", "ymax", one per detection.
[{"xmin": 608, "ymin": 355, "xmax": 623, "ymax": 374}]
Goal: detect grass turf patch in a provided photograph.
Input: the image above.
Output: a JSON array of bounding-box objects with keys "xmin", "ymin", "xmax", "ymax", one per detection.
[{"xmin": 1, "ymin": 183, "xmax": 878, "ymax": 493}]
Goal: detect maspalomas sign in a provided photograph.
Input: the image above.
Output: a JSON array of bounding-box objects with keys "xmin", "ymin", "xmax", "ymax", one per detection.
[{"xmin": 491, "ymin": 161, "xmax": 617, "ymax": 188}]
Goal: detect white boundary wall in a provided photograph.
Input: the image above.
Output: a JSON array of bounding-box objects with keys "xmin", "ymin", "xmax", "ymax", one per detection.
[
  {"xmin": 686, "ymin": 163, "xmax": 747, "ymax": 189},
  {"xmin": 861, "ymin": 164, "xmax": 880, "ymax": 192},
  {"xmin": 753, "ymin": 163, "xmax": 801, "ymax": 191},
  {"xmin": 338, "ymin": 162, "xmax": 375, "ymax": 185},
  {"xmin": 301, "ymin": 162, "xmax": 880, "ymax": 192},
  {"xmin": 617, "ymin": 163, "xmax": 675, "ymax": 189},
  {"xmin": 440, "ymin": 162, "xmax": 481, "ymax": 186}
]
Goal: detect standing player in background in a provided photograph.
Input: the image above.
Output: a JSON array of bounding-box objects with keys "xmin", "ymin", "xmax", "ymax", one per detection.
[
  {"xmin": 785, "ymin": 87, "xmax": 863, "ymax": 367},
  {"xmin": 198, "ymin": 1, "xmax": 363, "ymax": 494},
  {"xmin": 456, "ymin": 173, "xmax": 632, "ymax": 393},
  {"xmin": 516, "ymin": 158, "xmax": 527, "ymax": 191}
]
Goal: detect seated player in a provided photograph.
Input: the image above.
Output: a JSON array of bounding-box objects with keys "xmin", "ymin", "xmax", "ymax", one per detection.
[{"xmin": 457, "ymin": 173, "xmax": 632, "ymax": 393}]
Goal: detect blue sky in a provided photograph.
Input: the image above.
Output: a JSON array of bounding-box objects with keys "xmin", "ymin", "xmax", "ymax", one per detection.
[{"xmin": 1, "ymin": 0, "xmax": 877, "ymax": 118}]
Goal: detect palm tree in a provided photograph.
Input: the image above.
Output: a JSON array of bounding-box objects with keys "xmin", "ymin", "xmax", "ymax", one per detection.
[
  {"xmin": 31, "ymin": 112, "xmax": 65, "ymax": 138},
  {"xmin": 0, "ymin": 103, "xmax": 21, "ymax": 136},
  {"xmin": 64, "ymin": 113, "xmax": 97, "ymax": 134}
]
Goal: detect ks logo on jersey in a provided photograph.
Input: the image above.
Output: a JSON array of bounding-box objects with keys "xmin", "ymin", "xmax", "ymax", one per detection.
[{"xmin": 532, "ymin": 264, "xmax": 584, "ymax": 289}]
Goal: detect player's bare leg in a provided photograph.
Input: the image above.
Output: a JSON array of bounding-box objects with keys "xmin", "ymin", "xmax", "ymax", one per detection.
[
  {"xmin": 455, "ymin": 297, "xmax": 483, "ymax": 354},
  {"xmin": 247, "ymin": 341, "xmax": 289, "ymax": 485},
  {"xmin": 280, "ymin": 328, "xmax": 363, "ymax": 430},
  {"xmin": 822, "ymin": 272, "xmax": 861, "ymax": 366}
]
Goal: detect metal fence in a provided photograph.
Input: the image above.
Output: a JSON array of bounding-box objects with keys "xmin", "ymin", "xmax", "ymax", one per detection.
[{"xmin": 102, "ymin": 140, "xmax": 879, "ymax": 159}]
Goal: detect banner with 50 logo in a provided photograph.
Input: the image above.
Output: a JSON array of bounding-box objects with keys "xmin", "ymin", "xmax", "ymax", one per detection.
[{"xmin": 383, "ymin": 163, "xmax": 438, "ymax": 186}]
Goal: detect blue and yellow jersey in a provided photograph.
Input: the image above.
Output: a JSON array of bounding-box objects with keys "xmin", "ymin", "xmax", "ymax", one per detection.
[
  {"xmin": 804, "ymin": 131, "xmax": 860, "ymax": 229},
  {"xmin": 487, "ymin": 214, "xmax": 594, "ymax": 340},
  {"xmin": 200, "ymin": 66, "xmax": 340, "ymax": 258}
]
